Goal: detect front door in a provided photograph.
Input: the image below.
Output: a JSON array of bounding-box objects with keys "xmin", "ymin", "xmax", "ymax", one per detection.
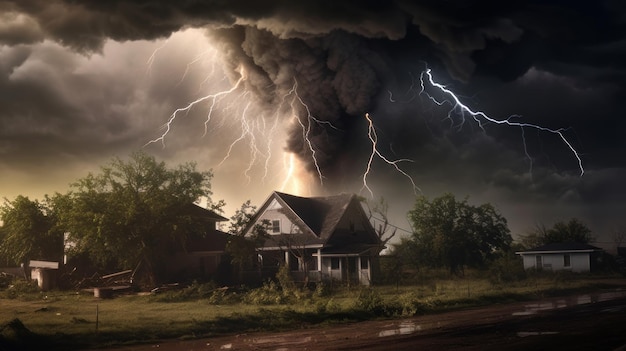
[
  {"xmin": 347, "ymin": 257, "xmax": 357, "ymax": 283},
  {"xmin": 535, "ymin": 255, "xmax": 542, "ymax": 270}
]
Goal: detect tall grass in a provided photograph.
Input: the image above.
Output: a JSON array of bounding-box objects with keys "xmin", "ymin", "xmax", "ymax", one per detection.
[{"xmin": 0, "ymin": 271, "xmax": 623, "ymax": 350}]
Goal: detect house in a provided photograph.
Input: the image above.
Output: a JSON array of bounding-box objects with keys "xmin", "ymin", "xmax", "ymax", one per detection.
[
  {"xmin": 516, "ymin": 242, "xmax": 603, "ymax": 272},
  {"xmin": 242, "ymin": 191, "xmax": 384, "ymax": 285},
  {"xmin": 165, "ymin": 204, "xmax": 232, "ymax": 282}
]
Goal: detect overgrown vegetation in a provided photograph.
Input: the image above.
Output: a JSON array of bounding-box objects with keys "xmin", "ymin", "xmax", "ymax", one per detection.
[{"xmin": 0, "ymin": 270, "xmax": 624, "ymax": 350}]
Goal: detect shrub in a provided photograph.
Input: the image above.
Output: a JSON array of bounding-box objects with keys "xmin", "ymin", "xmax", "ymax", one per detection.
[
  {"xmin": 352, "ymin": 288, "xmax": 402, "ymax": 316},
  {"xmin": 397, "ymin": 292, "xmax": 426, "ymax": 315},
  {"xmin": 313, "ymin": 282, "xmax": 330, "ymax": 298},
  {"xmin": 243, "ymin": 280, "xmax": 285, "ymax": 305},
  {"xmin": 488, "ymin": 254, "xmax": 527, "ymax": 284},
  {"xmin": 2, "ymin": 278, "xmax": 39, "ymax": 299}
]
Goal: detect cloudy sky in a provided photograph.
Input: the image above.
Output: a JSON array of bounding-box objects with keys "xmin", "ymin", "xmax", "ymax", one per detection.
[{"xmin": 1, "ymin": 0, "xmax": 625, "ymax": 247}]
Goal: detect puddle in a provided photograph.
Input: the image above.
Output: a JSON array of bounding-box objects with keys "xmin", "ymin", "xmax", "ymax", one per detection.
[
  {"xmin": 512, "ymin": 290, "xmax": 626, "ymax": 316},
  {"xmin": 379, "ymin": 321, "xmax": 421, "ymax": 337},
  {"xmin": 512, "ymin": 290, "xmax": 626, "ymax": 339},
  {"xmin": 517, "ymin": 331, "xmax": 559, "ymax": 337},
  {"xmin": 251, "ymin": 336, "xmax": 312, "ymax": 345}
]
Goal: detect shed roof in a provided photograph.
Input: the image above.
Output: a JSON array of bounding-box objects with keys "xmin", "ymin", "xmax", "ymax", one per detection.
[{"xmin": 516, "ymin": 242, "xmax": 603, "ymax": 255}]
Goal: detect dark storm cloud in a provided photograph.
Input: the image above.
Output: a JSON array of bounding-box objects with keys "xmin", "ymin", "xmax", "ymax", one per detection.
[{"xmin": 1, "ymin": 0, "xmax": 626, "ymax": 237}]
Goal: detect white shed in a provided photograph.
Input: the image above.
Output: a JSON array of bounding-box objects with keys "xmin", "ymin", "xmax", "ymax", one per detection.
[
  {"xmin": 516, "ymin": 243, "xmax": 603, "ymax": 273},
  {"xmin": 29, "ymin": 260, "xmax": 59, "ymax": 291}
]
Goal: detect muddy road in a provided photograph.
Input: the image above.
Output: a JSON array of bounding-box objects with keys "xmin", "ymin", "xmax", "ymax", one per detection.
[{"xmin": 102, "ymin": 291, "xmax": 626, "ymax": 351}]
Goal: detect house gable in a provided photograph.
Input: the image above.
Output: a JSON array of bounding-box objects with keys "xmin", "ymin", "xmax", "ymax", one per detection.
[
  {"xmin": 243, "ymin": 191, "xmax": 381, "ymax": 253},
  {"xmin": 325, "ymin": 196, "xmax": 381, "ymax": 251}
]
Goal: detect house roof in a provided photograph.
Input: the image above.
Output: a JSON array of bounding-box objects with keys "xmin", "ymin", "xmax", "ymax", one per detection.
[
  {"xmin": 247, "ymin": 191, "xmax": 380, "ymax": 251},
  {"xmin": 516, "ymin": 242, "xmax": 603, "ymax": 255},
  {"xmin": 274, "ymin": 191, "xmax": 354, "ymax": 240},
  {"xmin": 184, "ymin": 203, "xmax": 228, "ymax": 222}
]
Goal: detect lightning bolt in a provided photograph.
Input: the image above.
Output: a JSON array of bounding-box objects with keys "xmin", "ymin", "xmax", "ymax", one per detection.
[
  {"xmin": 420, "ymin": 68, "xmax": 584, "ymax": 177},
  {"xmin": 145, "ymin": 49, "xmax": 332, "ymax": 194},
  {"xmin": 144, "ymin": 65, "xmax": 247, "ymax": 149},
  {"xmin": 362, "ymin": 113, "xmax": 419, "ymax": 199},
  {"xmin": 282, "ymin": 78, "xmax": 340, "ymax": 187}
]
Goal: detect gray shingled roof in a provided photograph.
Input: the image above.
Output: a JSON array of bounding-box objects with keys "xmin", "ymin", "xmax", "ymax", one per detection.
[
  {"xmin": 184, "ymin": 203, "xmax": 228, "ymax": 222},
  {"xmin": 274, "ymin": 191, "xmax": 354, "ymax": 240}
]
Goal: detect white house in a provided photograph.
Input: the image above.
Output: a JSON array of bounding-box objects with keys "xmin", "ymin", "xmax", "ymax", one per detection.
[
  {"xmin": 242, "ymin": 191, "xmax": 384, "ymax": 285},
  {"xmin": 516, "ymin": 242, "xmax": 603, "ymax": 272}
]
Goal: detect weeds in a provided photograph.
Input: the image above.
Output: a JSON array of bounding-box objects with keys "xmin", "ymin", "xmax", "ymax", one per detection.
[
  {"xmin": 1, "ymin": 278, "xmax": 40, "ymax": 299},
  {"xmin": 0, "ymin": 271, "xmax": 623, "ymax": 350}
]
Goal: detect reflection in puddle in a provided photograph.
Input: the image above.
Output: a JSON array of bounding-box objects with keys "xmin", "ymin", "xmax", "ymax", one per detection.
[
  {"xmin": 512, "ymin": 290, "xmax": 626, "ymax": 316},
  {"xmin": 512, "ymin": 290, "xmax": 626, "ymax": 339},
  {"xmin": 517, "ymin": 331, "xmax": 559, "ymax": 337},
  {"xmin": 379, "ymin": 321, "xmax": 421, "ymax": 337},
  {"xmin": 251, "ymin": 336, "xmax": 313, "ymax": 345}
]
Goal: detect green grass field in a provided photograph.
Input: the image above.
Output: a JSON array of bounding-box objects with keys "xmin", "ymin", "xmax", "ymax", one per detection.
[{"xmin": 1, "ymin": 273, "xmax": 624, "ymax": 350}]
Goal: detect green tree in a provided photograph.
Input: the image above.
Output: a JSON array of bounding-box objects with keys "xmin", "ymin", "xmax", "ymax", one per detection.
[
  {"xmin": 520, "ymin": 218, "xmax": 593, "ymax": 248},
  {"xmin": 225, "ymin": 200, "xmax": 268, "ymax": 280},
  {"xmin": 407, "ymin": 193, "xmax": 512, "ymax": 275},
  {"xmin": 0, "ymin": 196, "xmax": 64, "ymax": 266},
  {"xmin": 56, "ymin": 151, "xmax": 218, "ymax": 286}
]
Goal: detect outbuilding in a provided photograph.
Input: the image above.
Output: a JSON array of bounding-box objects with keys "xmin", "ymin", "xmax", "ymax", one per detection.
[{"xmin": 516, "ymin": 242, "xmax": 603, "ymax": 272}]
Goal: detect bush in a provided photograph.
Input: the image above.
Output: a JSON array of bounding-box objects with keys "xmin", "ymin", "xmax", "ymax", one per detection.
[
  {"xmin": 397, "ymin": 292, "xmax": 426, "ymax": 315},
  {"xmin": 315, "ymin": 297, "xmax": 341, "ymax": 314},
  {"xmin": 243, "ymin": 280, "xmax": 286, "ymax": 305},
  {"xmin": 1, "ymin": 278, "xmax": 40, "ymax": 299},
  {"xmin": 0, "ymin": 273, "xmax": 14, "ymax": 289},
  {"xmin": 488, "ymin": 254, "xmax": 526, "ymax": 284},
  {"xmin": 352, "ymin": 288, "xmax": 402, "ymax": 317},
  {"xmin": 149, "ymin": 281, "xmax": 242, "ymax": 303}
]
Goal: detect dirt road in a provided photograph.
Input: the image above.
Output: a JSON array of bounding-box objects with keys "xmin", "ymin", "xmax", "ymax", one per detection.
[{"xmin": 102, "ymin": 290, "xmax": 626, "ymax": 351}]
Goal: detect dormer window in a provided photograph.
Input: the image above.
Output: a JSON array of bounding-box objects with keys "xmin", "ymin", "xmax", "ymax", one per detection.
[{"xmin": 271, "ymin": 220, "xmax": 280, "ymax": 233}]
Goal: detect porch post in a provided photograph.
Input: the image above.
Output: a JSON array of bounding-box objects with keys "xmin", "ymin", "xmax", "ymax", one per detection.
[
  {"xmin": 357, "ymin": 257, "xmax": 362, "ymax": 285},
  {"xmin": 317, "ymin": 248, "xmax": 322, "ymax": 271}
]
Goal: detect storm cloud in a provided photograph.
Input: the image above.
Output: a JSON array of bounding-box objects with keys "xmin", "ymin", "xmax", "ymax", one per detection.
[{"xmin": 1, "ymin": 0, "xmax": 626, "ymax": 241}]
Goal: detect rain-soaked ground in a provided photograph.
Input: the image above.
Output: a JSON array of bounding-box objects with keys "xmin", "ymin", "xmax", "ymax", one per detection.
[{"xmin": 99, "ymin": 288, "xmax": 626, "ymax": 351}]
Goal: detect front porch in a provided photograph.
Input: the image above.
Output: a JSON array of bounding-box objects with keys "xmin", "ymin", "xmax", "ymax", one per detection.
[{"xmin": 257, "ymin": 248, "xmax": 375, "ymax": 285}]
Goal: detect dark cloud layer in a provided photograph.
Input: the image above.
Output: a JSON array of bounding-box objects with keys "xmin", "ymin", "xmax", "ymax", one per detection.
[{"xmin": 1, "ymin": 0, "xmax": 626, "ymax": 241}]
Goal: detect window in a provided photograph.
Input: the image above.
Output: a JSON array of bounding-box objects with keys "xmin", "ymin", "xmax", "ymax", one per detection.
[
  {"xmin": 564, "ymin": 254, "xmax": 571, "ymax": 267},
  {"xmin": 331, "ymin": 258, "xmax": 340, "ymax": 270},
  {"xmin": 271, "ymin": 220, "xmax": 280, "ymax": 233},
  {"xmin": 360, "ymin": 257, "xmax": 369, "ymax": 270}
]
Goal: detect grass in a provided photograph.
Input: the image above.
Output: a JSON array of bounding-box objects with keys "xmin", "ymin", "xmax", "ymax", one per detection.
[{"xmin": 1, "ymin": 272, "xmax": 624, "ymax": 350}]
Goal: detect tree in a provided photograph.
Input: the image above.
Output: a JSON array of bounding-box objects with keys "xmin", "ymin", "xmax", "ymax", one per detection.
[
  {"xmin": 0, "ymin": 196, "xmax": 64, "ymax": 266},
  {"xmin": 56, "ymin": 151, "xmax": 217, "ymax": 286},
  {"xmin": 407, "ymin": 193, "xmax": 512, "ymax": 275},
  {"xmin": 225, "ymin": 200, "xmax": 268, "ymax": 281},
  {"xmin": 365, "ymin": 196, "xmax": 398, "ymax": 247},
  {"xmin": 612, "ymin": 226, "xmax": 626, "ymax": 250},
  {"xmin": 546, "ymin": 218, "xmax": 593, "ymax": 244},
  {"xmin": 519, "ymin": 218, "xmax": 594, "ymax": 249},
  {"xmin": 518, "ymin": 223, "xmax": 549, "ymax": 249}
]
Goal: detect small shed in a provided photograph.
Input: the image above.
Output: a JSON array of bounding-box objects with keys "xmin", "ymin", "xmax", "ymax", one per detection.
[
  {"xmin": 29, "ymin": 260, "xmax": 59, "ymax": 291},
  {"xmin": 516, "ymin": 243, "xmax": 603, "ymax": 272}
]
